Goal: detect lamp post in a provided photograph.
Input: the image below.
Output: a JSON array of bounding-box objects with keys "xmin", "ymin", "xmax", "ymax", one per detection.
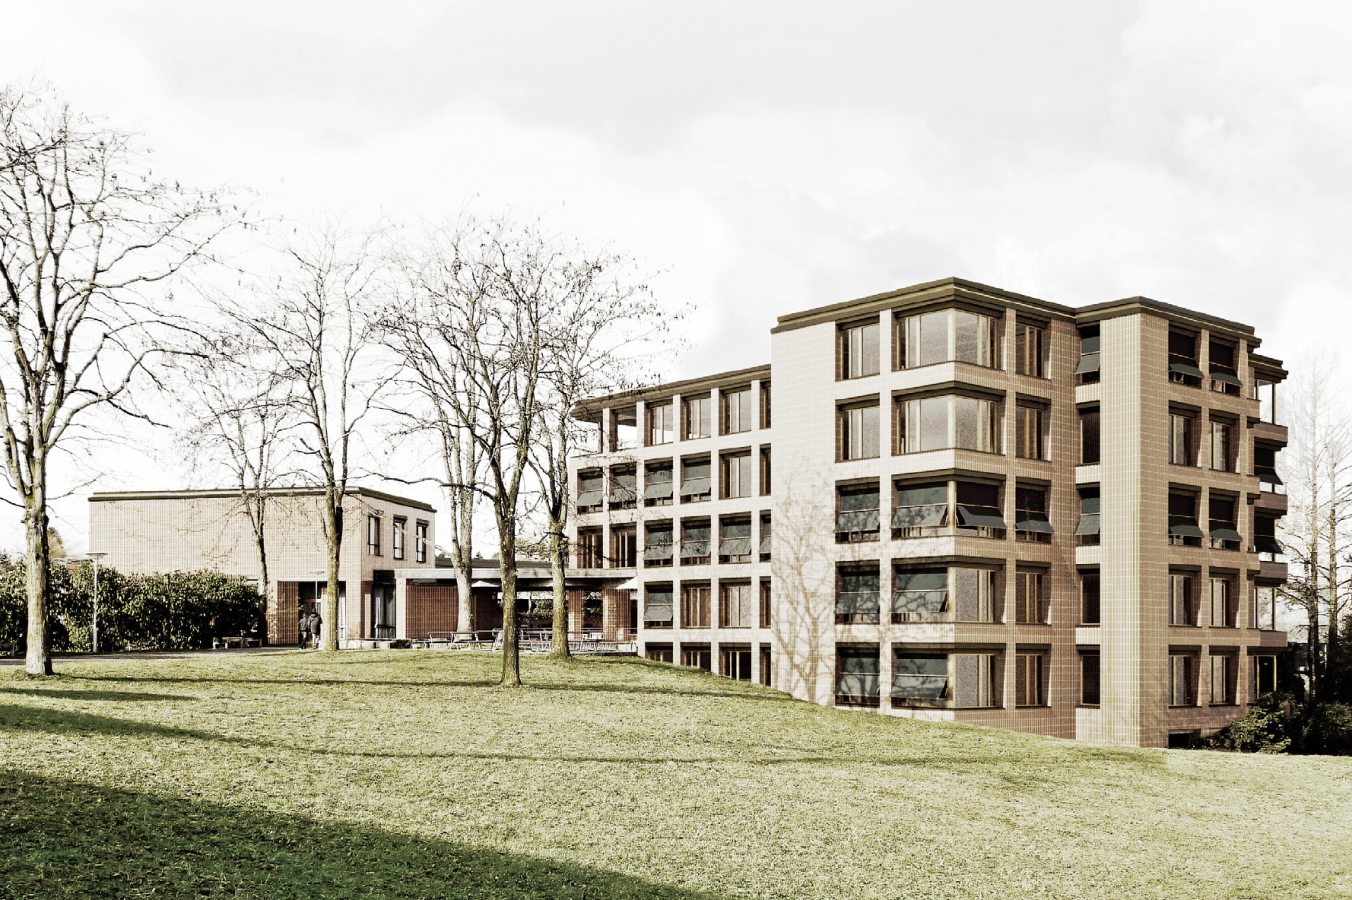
[{"xmin": 87, "ymin": 552, "xmax": 107, "ymax": 655}]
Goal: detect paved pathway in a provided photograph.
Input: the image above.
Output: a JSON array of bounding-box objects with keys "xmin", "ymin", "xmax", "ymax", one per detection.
[{"xmin": 0, "ymin": 647, "xmax": 295, "ymax": 666}]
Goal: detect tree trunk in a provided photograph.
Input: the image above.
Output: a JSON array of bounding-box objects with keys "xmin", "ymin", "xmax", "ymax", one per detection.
[
  {"xmin": 549, "ymin": 522, "xmax": 570, "ymax": 657},
  {"xmin": 499, "ymin": 524, "xmax": 522, "ymax": 687},
  {"xmin": 453, "ymin": 561, "xmax": 473, "ymax": 635},
  {"xmin": 23, "ymin": 489, "xmax": 53, "ymax": 678},
  {"xmin": 323, "ymin": 492, "xmax": 341, "ymax": 652},
  {"xmin": 253, "ymin": 496, "xmax": 271, "ymax": 644}
]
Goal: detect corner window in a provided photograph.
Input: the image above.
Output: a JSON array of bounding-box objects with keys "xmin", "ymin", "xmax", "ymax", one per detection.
[
  {"xmin": 955, "ymin": 481, "xmax": 1006, "ymax": 539},
  {"xmin": 891, "ymin": 482, "xmax": 946, "ymax": 539},
  {"xmin": 892, "ymin": 653, "xmax": 948, "ymax": 706},
  {"xmin": 898, "ymin": 309, "xmax": 998, "ymax": 370},
  {"xmin": 840, "ymin": 320, "xmax": 880, "ymax": 379},
  {"xmin": 896, "ymin": 394, "xmax": 998, "ymax": 454}
]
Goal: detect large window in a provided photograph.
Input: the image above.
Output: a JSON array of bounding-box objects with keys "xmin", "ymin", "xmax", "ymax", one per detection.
[
  {"xmin": 1210, "ymin": 654, "xmax": 1236, "ymax": 705},
  {"xmin": 1076, "ymin": 326, "xmax": 1100, "ymax": 383},
  {"xmin": 840, "ymin": 402, "xmax": 880, "ymax": 460},
  {"xmin": 1015, "ymin": 485, "xmax": 1052, "ymax": 543},
  {"xmin": 892, "ymin": 654, "xmax": 949, "ymax": 706},
  {"xmin": 1253, "ymin": 516, "xmax": 1281, "ymax": 557},
  {"xmin": 681, "ymin": 584, "xmax": 711, "ymax": 628},
  {"xmin": 1209, "ymin": 496, "xmax": 1240, "ymax": 551},
  {"xmin": 836, "ymin": 569, "xmax": 881, "ymax": 624},
  {"xmin": 1076, "ymin": 488, "xmax": 1101, "ymax": 545},
  {"xmin": 1168, "ymin": 492, "xmax": 1203, "ymax": 546},
  {"xmin": 1168, "ymin": 331, "xmax": 1202, "ymax": 386},
  {"xmin": 1080, "ymin": 408, "xmax": 1100, "ymax": 465},
  {"xmin": 1015, "ymin": 653, "xmax": 1045, "ymax": 706},
  {"xmin": 899, "ymin": 309, "xmax": 998, "ymax": 369},
  {"xmin": 680, "ymin": 521, "xmax": 711, "ymax": 566},
  {"xmin": 837, "ymin": 483, "xmax": 881, "ymax": 542},
  {"xmin": 679, "ymin": 458, "xmax": 712, "ymax": 503},
  {"xmin": 609, "ymin": 468, "xmax": 637, "ymax": 509},
  {"xmin": 647, "ymin": 401, "xmax": 674, "ymax": 446},
  {"xmin": 1016, "ymin": 404, "xmax": 1045, "ymax": 460},
  {"xmin": 723, "ymin": 388, "xmax": 752, "ymax": 434},
  {"xmin": 892, "ymin": 482, "xmax": 947, "ymax": 538},
  {"xmin": 893, "ymin": 567, "xmax": 994, "ymax": 623},
  {"xmin": 1253, "ymin": 585, "xmax": 1277, "ymax": 630},
  {"xmin": 759, "ymin": 579, "xmax": 772, "ymax": 627},
  {"xmin": 611, "ymin": 527, "xmax": 636, "ymax": 568},
  {"xmin": 841, "ymin": 320, "xmax": 880, "ymax": 379},
  {"xmin": 955, "ymin": 482, "xmax": 1006, "ymax": 538},
  {"xmin": 392, "ymin": 516, "xmax": 406, "ymax": 561},
  {"xmin": 1169, "ymin": 574, "xmax": 1195, "ymax": 626},
  {"xmin": 760, "ymin": 447, "xmax": 772, "ymax": 495},
  {"xmin": 1253, "ymin": 654, "xmax": 1278, "ymax": 696},
  {"xmin": 759, "ymin": 514, "xmax": 771, "ymax": 561},
  {"xmin": 576, "ymin": 530, "xmax": 604, "ymax": 568},
  {"xmin": 1209, "ymin": 419, "xmax": 1233, "ymax": 472},
  {"xmin": 760, "ymin": 382, "xmax": 771, "ymax": 428},
  {"xmin": 1209, "ymin": 340, "xmax": 1242, "ymax": 395},
  {"xmin": 720, "ymin": 583, "xmax": 754, "ymax": 627},
  {"xmin": 415, "ymin": 521, "xmax": 428, "ymax": 563},
  {"xmin": 643, "ymin": 524, "xmax": 674, "ymax": 567},
  {"xmin": 721, "ymin": 452, "xmax": 753, "ymax": 498},
  {"xmin": 367, "ymin": 515, "xmax": 382, "ymax": 557},
  {"xmin": 1170, "ymin": 413, "xmax": 1195, "ymax": 466},
  {"xmin": 683, "ymin": 394, "xmax": 712, "ymax": 440},
  {"xmin": 577, "ymin": 471, "xmax": 605, "ymax": 513},
  {"xmin": 1169, "ymin": 654, "xmax": 1196, "ymax": 706},
  {"xmin": 1015, "ymin": 322, "xmax": 1044, "ymax": 378},
  {"xmin": 1081, "ymin": 653, "xmax": 1101, "ymax": 705},
  {"xmin": 896, "ymin": 395, "xmax": 997, "ymax": 454},
  {"xmin": 643, "ymin": 586, "xmax": 673, "ymax": 628},
  {"xmin": 1081, "ymin": 572, "xmax": 1100, "ymax": 624},
  {"xmin": 1253, "ymin": 446, "xmax": 1282, "ymax": 492},
  {"xmin": 1253, "ymin": 377, "xmax": 1276, "ymax": 423},
  {"xmin": 954, "ymin": 654, "xmax": 997, "ymax": 708},
  {"xmin": 718, "ymin": 519, "xmax": 752, "ymax": 564},
  {"xmin": 1014, "ymin": 570, "xmax": 1047, "ymax": 624},
  {"xmin": 1210, "ymin": 577, "xmax": 1234, "ymax": 628},
  {"xmin": 837, "ymin": 647, "xmax": 881, "ymax": 706},
  {"xmin": 644, "ymin": 462, "xmax": 674, "ymax": 506}
]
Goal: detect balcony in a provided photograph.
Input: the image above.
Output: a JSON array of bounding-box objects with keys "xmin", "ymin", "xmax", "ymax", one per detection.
[
  {"xmin": 1251, "ymin": 420, "xmax": 1288, "ymax": 445},
  {"xmin": 1255, "ymin": 491, "xmax": 1288, "ymax": 515},
  {"xmin": 1258, "ymin": 559, "xmax": 1288, "ymax": 581}
]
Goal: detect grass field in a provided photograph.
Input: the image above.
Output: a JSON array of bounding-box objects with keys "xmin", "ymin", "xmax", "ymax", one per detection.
[{"xmin": 1, "ymin": 651, "xmax": 1350, "ymax": 899}]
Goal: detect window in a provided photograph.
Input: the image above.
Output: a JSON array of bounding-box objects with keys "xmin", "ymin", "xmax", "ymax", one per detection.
[
  {"xmin": 721, "ymin": 452, "xmax": 753, "ymax": 499},
  {"xmin": 1076, "ymin": 326, "xmax": 1100, "ymax": 383},
  {"xmin": 1253, "ymin": 378, "xmax": 1276, "ymax": 424},
  {"xmin": 836, "ymin": 569, "xmax": 881, "ymax": 624},
  {"xmin": 896, "ymin": 394, "xmax": 998, "ymax": 454},
  {"xmin": 1168, "ymin": 331, "xmax": 1202, "ymax": 386},
  {"xmin": 723, "ymin": 388, "xmax": 752, "ymax": 434},
  {"xmin": 1080, "ymin": 653, "xmax": 1101, "ymax": 705},
  {"xmin": 681, "ymin": 585, "xmax": 711, "ymax": 628},
  {"xmin": 683, "ymin": 394, "xmax": 711, "ymax": 440},
  {"xmin": 679, "ymin": 521, "xmax": 711, "ymax": 566},
  {"xmin": 643, "ymin": 524, "xmax": 673, "ymax": 567},
  {"xmin": 1168, "ymin": 493, "xmax": 1202, "ymax": 546},
  {"xmin": 718, "ymin": 519, "xmax": 752, "ymax": 564},
  {"xmin": 840, "ymin": 402, "xmax": 880, "ymax": 460},
  {"xmin": 1253, "ymin": 655, "xmax": 1278, "ymax": 696},
  {"xmin": 892, "ymin": 482, "xmax": 947, "ymax": 538},
  {"xmin": 720, "ymin": 647, "xmax": 753, "ymax": 681},
  {"xmin": 952, "ymin": 568, "xmax": 996, "ymax": 623},
  {"xmin": 759, "ymin": 514, "xmax": 771, "ymax": 561},
  {"xmin": 837, "ymin": 647, "xmax": 881, "ymax": 706},
  {"xmin": 644, "ymin": 462, "xmax": 674, "ymax": 506},
  {"xmin": 1210, "ymin": 654, "xmax": 1236, "ymax": 705},
  {"xmin": 1015, "ymin": 485, "xmax": 1052, "ymax": 543},
  {"xmin": 1015, "ymin": 322, "xmax": 1044, "ymax": 377},
  {"xmin": 1169, "ymin": 574, "xmax": 1194, "ymax": 626},
  {"xmin": 841, "ymin": 320, "xmax": 880, "ymax": 379},
  {"xmin": 1254, "ymin": 446, "xmax": 1282, "ymax": 492},
  {"xmin": 1169, "ymin": 654, "xmax": 1195, "ymax": 706},
  {"xmin": 1076, "ymin": 488, "xmax": 1101, "ymax": 545},
  {"xmin": 892, "ymin": 654, "xmax": 949, "ymax": 706},
  {"xmin": 414, "ymin": 521, "xmax": 428, "ymax": 563},
  {"xmin": 1209, "ymin": 496, "xmax": 1240, "ymax": 551},
  {"xmin": 759, "ymin": 447, "xmax": 771, "ymax": 495},
  {"xmin": 679, "ymin": 458, "xmax": 712, "ymax": 502},
  {"xmin": 576, "ymin": 530, "xmax": 604, "ymax": 568},
  {"xmin": 1170, "ymin": 414, "xmax": 1195, "ymax": 466},
  {"xmin": 1209, "ymin": 419, "xmax": 1233, "ymax": 472},
  {"xmin": 1015, "ymin": 653, "xmax": 1045, "ymax": 706},
  {"xmin": 837, "ymin": 483, "xmax": 881, "ymax": 542},
  {"xmin": 759, "ymin": 381, "xmax": 771, "ymax": 428},
  {"xmin": 1253, "ymin": 585, "xmax": 1277, "ymax": 630},
  {"xmin": 1210, "ymin": 577, "xmax": 1234, "ymax": 628},
  {"xmin": 720, "ymin": 582, "xmax": 754, "ymax": 627},
  {"xmin": 392, "ymin": 517, "xmax": 406, "ymax": 561},
  {"xmin": 681, "ymin": 646, "xmax": 712, "ymax": 670},
  {"xmin": 1015, "ymin": 570, "xmax": 1046, "ymax": 624},
  {"xmin": 643, "ymin": 587, "xmax": 673, "ymax": 627},
  {"xmin": 759, "ymin": 579, "xmax": 772, "ymax": 627},
  {"xmin": 1253, "ymin": 516, "xmax": 1281, "ymax": 557},
  {"xmin": 955, "ymin": 481, "xmax": 1006, "ymax": 538},
  {"xmin": 611, "ymin": 527, "xmax": 636, "ymax": 568},
  {"xmin": 577, "ymin": 471, "xmax": 605, "ymax": 512},
  {"xmin": 647, "ymin": 401, "xmax": 674, "ymax": 446},
  {"xmin": 1080, "ymin": 408, "xmax": 1100, "ymax": 465},
  {"xmin": 609, "ymin": 468, "xmax": 637, "ymax": 509},
  {"xmin": 1016, "ymin": 404, "xmax": 1045, "ymax": 460},
  {"xmin": 1081, "ymin": 572, "xmax": 1100, "ymax": 624},
  {"xmin": 367, "ymin": 515, "xmax": 382, "ymax": 556},
  {"xmin": 954, "ymin": 653, "xmax": 997, "ymax": 708},
  {"xmin": 1209, "ymin": 340, "xmax": 1242, "ymax": 395},
  {"xmin": 895, "ymin": 567, "xmax": 994, "ymax": 624},
  {"xmin": 899, "ymin": 309, "xmax": 998, "ymax": 369}
]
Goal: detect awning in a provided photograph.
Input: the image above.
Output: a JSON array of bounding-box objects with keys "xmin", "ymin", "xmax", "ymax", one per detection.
[
  {"xmin": 836, "ymin": 591, "xmax": 880, "ymax": 616},
  {"xmin": 836, "ymin": 509, "xmax": 880, "ymax": 533},
  {"xmin": 679, "ymin": 477, "xmax": 711, "ymax": 497},
  {"xmin": 891, "ymin": 674, "xmax": 948, "ymax": 699},
  {"xmin": 643, "ymin": 603, "xmax": 673, "ymax": 623},
  {"xmin": 576, "ymin": 489, "xmax": 604, "ymax": 508},
  {"xmin": 1254, "ymin": 535, "xmax": 1282, "ymax": 554},
  {"xmin": 892, "ymin": 504, "xmax": 947, "ymax": 529},
  {"xmin": 1075, "ymin": 514, "xmax": 1101, "ymax": 536},
  {"xmin": 1255, "ymin": 466, "xmax": 1282, "ymax": 486},
  {"xmin": 719, "ymin": 538, "xmax": 752, "ymax": 557},
  {"xmin": 892, "ymin": 589, "xmax": 947, "ymax": 614},
  {"xmin": 1169, "ymin": 361, "xmax": 1205, "ymax": 379},
  {"xmin": 679, "ymin": 540, "xmax": 710, "ymax": 558},
  {"xmin": 1210, "ymin": 526, "xmax": 1243, "ymax": 542},
  {"xmin": 1209, "ymin": 368, "xmax": 1243, "ymax": 387},
  {"xmin": 1016, "ymin": 515, "xmax": 1054, "ymax": 534},
  {"xmin": 836, "ymin": 673, "xmax": 880, "ymax": 697},
  {"xmin": 643, "ymin": 544, "xmax": 673, "ymax": 560},
  {"xmin": 1075, "ymin": 352, "xmax": 1101, "ymax": 375},
  {"xmin": 957, "ymin": 505, "xmax": 1007, "ymax": 529},
  {"xmin": 1169, "ymin": 522, "xmax": 1205, "ymax": 537},
  {"xmin": 643, "ymin": 481, "xmax": 673, "ymax": 499}
]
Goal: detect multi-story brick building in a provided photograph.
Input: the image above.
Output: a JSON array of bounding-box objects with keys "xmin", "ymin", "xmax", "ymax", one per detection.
[
  {"xmin": 570, "ymin": 278, "xmax": 1290, "ymax": 748},
  {"xmin": 88, "ymin": 487, "xmax": 437, "ymax": 647}
]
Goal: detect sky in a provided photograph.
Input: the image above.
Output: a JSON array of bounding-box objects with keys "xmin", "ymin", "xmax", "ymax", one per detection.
[{"xmin": 3, "ymin": 0, "xmax": 1352, "ymax": 554}]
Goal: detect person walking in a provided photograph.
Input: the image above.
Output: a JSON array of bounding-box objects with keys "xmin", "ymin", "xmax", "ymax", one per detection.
[
  {"xmin": 298, "ymin": 609, "xmax": 310, "ymax": 648},
  {"xmin": 310, "ymin": 610, "xmax": 323, "ymax": 650}
]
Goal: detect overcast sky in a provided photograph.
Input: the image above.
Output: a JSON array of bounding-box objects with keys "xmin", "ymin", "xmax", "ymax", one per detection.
[{"xmin": 4, "ymin": 0, "xmax": 1351, "ymax": 552}]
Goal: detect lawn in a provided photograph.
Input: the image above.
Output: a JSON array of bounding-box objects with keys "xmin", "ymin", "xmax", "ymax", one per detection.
[{"xmin": 1, "ymin": 652, "xmax": 1349, "ymax": 899}]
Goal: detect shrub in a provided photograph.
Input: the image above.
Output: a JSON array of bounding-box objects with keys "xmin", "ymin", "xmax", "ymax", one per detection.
[{"xmin": 1205, "ymin": 693, "xmax": 1352, "ymax": 756}]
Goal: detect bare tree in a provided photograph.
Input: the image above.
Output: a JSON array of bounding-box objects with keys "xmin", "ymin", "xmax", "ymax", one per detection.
[
  {"xmin": 0, "ymin": 85, "xmax": 232, "ymax": 676},
  {"xmin": 173, "ymin": 333, "xmax": 297, "ymax": 642},
  {"xmin": 229, "ymin": 224, "xmax": 383, "ymax": 652},
  {"xmin": 529, "ymin": 251, "xmax": 668, "ymax": 656}
]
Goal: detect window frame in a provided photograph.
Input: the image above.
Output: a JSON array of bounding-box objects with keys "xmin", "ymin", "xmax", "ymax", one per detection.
[
  {"xmin": 414, "ymin": 520, "xmax": 428, "ymax": 563},
  {"xmin": 392, "ymin": 516, "xmax": 406, "ymax": 561},
  {"xmin": 722, "ymin": 387, "xmax": 752, "ymax": 435},
  {"xmin": 366, "ymin": 514, "xmax": 382, "ymax": 557},
  {"xmin": 840, "ymin": 319, "xmax": 881, "ymax": 380}
]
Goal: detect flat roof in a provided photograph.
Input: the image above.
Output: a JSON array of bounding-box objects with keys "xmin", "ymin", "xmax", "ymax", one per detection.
[
  {"xmin": 572, "ymin": 363, "xmax": 771, "ymax": 421},
  {"xmin": 88, "ymin": 486, "xmax": 437, "ymax": 514}
]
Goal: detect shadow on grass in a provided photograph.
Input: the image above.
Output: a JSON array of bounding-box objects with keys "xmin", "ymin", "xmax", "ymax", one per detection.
[
  {"xmin": 0, "ymin": 688, "xmax": 192, "ymax": 703},
  {"xmin": 0, "ymin": 770, "xmax": 731, "ymax": 900}
]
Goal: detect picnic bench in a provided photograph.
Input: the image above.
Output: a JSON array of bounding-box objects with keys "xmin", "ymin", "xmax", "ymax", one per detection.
[{"xmin": 215, "ymin": 635, "xmax": 262, "ymax": 649}]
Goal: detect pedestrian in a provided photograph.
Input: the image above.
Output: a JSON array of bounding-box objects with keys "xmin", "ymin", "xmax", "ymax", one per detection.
[
  {"xmin": 298, "ymin": 608, "xmax": 309, "ymax": 648},
  {"xmin": 310, "ymin": 610, "xmax": 323, "ymax": 650}
]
